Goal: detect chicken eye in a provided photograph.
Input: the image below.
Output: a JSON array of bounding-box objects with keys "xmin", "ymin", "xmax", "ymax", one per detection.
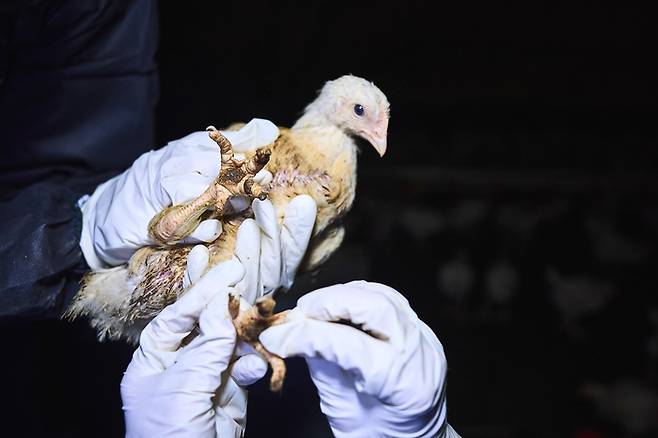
[{"xmin": 353, "ymin": 104, "xmax": 364, "ymax": 116}]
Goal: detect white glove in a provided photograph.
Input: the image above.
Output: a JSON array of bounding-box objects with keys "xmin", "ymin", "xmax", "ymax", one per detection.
[
  {"xmin": 145, "ymin": 195, "xmax": 316, "ymax": 437},
  {"xmin": 79, "ymin": 118, "xmax": 279, "ymax": 269},
  {"xmin": 259, "ymin": 281, "xmax": 461, "ymax": 438},
  {"xmin": 121, "ymin": 258, "xmax": 268, "ymax": 438},
  {"xmin": 183, "ymin": 196, "xmax": 317, "ymax": 304}
]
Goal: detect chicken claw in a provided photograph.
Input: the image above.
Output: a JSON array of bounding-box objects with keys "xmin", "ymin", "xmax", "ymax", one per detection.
[
  {"xmin": 229, "ymin": 295, "xmax": 289, "ymax": 392},
  {"xmin": 148, "ymin": 128, "xmax": 272, "ymax": 244}
]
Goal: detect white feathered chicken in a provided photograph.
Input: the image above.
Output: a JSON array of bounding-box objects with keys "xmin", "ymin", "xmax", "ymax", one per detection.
[{"xmin": 66, "ymin": 75, "xmax": 390, "ymax": 349}]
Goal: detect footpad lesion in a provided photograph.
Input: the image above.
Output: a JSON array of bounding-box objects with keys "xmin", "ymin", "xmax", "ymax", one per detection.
[{"xmin": 148, "ymin": 127, "xmax": 272, "ymax": 245}]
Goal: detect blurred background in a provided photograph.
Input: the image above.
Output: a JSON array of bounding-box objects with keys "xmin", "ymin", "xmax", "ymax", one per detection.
[{"xmin": 2, "ymin": 1, "xmax": 658, "ymax": 437}]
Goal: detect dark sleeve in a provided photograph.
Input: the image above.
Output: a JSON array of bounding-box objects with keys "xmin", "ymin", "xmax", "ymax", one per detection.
[
  {"xmin": 0, "ymin": 0, "xmax": 158, "ymax": 320},
  {"xmin": 0, "ymin": 183, "xmax": 89, "ymax": 320}
]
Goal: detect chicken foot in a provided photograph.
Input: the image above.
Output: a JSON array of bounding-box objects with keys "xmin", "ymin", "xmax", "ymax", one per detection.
[
  {"xmin": 228, "ymin": 295, "xmax": 289, "ymax": 392},
  {"xmin": 148, "ymin": 127, "xmax": 272, "ymax": 244}
]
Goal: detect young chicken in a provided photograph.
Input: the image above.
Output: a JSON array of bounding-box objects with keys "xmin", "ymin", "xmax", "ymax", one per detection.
[{"xmin": 66, "ymin": 75, "xmax": 390, "ymax": 346}]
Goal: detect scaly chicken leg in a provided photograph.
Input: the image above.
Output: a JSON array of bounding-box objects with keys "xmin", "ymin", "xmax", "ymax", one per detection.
[
  {"xmin": 148, "ymin": 128, "xmax": 289, "ymax": 390},
  {"xmin": 229, "ymin": 295, "xmax": 289, "ymax": 391},
  {"xmin": 148, "ymin": 127, "xmax": 271, "ymax": 244}
]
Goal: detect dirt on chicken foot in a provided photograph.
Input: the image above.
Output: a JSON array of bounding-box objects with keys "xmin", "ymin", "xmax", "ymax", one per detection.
[
  {"xmin": 148, "ymin": 127, "xmax": 271, "ymax": 245},
  {"xmin": 229, "ymin": 295, "xmax": 289, "ymax": 392}
]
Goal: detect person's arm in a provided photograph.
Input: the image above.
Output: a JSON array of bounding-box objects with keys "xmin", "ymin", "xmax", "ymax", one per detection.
[
  {"xmin": 0, "ymin": 183, "xmax": 87, "ymax": 319},
  {"xmin": 0, "ymin": 0, "xmax": 159, "ymax": 320},
  {"xmin": 0, "ymin": 118, "xmax": 281, "ymax": 321}
]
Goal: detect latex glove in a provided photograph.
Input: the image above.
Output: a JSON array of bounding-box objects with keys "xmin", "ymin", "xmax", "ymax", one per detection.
[
  {"xmin": 259, "ymin": 281, "xmax": 461, "ymax": 438},
  {"xmin": 183, "ymin": 195, "xmax": 318, "ymax": 305},
  {"xmin": 177, "ymin": 195, "xmax": 316, "ymax": 436},
  {"xmin": 121, "ymin": 258, "xmax": 268, "ymax": 438},
  {"xmin": 80, "ymin": 118, "xmax": 279, "ymax": 269}
]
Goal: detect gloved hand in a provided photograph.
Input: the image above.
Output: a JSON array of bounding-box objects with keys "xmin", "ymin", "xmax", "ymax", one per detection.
[
  {"xmin": 259, "ymin": 281, "xmax": 461, "ymax": 438},
  {"xmin": 183, "ymin": 195, "xmax": 317, "ymax": 305},
  {"xmin": 79, "ymin": 118, "xmax": 279, "ymax": 269},
  {"xmin": 121, "ymin": 257, "xmax": 268, "ymax": 438},
  {"xmin": 163, "ymin": 195, "xmax": 316, "ymax": 437}
]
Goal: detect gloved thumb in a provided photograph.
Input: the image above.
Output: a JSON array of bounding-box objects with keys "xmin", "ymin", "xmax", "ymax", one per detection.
[
  {"xmin": 229, "ymin": 342, "xmax": 268, "ymax": 386},
  {"xmin": 280, "ymin": 195, "xmax": 317, "ymax": 289},
  {"xmin": 172, "ymin": 288, "xmax": 238, "ymax": 392},
  {"xmin": 233, "ymin": 218, "xmax": 263, "ymax": 304},
  {"xmin": 182, "ymin": 219, "xmax": 223, "ymax": 245},
  {"xmin": 252, "ymin": 198, "xmax": 281, "ymax": 293},
  {"xmin": 183, "ymin": 244, "xmax": 210, "ymax": 289},
  {"xmin": 228, "ymin": 303, "xmax": 268, "ymax": 386}
]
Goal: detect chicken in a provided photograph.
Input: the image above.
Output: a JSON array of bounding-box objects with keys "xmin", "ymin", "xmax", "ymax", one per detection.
[{"xmin": 65, "ymin": 75, "xmax": 390, "ymax": 388}]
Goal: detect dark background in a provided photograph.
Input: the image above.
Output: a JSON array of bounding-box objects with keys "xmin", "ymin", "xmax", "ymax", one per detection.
[{"xmin": 2, "ymin": 1, "xmax": 658, "ymax": 437}]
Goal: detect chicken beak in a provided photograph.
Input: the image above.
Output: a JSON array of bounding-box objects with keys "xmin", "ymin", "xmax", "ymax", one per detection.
[
  {"xmin": 363, "ymin": 119, "xmax": 388, "ymax": 157},
  {"xmin": 370, "ymin": 134, "xmax": 387, "ymax": 157}
]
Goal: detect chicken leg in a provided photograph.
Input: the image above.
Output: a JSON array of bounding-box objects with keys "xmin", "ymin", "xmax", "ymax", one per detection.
[
  {"xmin": 148, "ymin": 127, "xmax": 272, "ymax": 244},
  {"xmin": 229, "ymin": 295, "xmax": 289, "ymax": 392}
]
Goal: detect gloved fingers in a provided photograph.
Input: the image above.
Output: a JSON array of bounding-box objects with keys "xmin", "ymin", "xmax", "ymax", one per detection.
[
  {"xmin": 181, "ymin": 219, "xmax": 223, "ymax": 245},
  {"xmin": 213, "ymin": 375, "xmax": 248, "ymax": 436},
  {"xmin": 280, "ymin": 195, "xmax": 317, "ymax": 289},
  {"xmin": 183, "ymin": 245, "xmax": 210, "ymax": 289},
  {"xmin": 221, "ymin": 118, "xmax": 280, "ymax": 153},
  {"xmin": 260, "ymin": 315, "xmax": 398, "ymax": 398},
  {"xmin": 233, "ymin": 218, "xmax": 262, "ymax": 304},
  {"xmin": 305, "ymin": 357, "xmax": 359, "ymax": 396},
  {"xmin": 296, "ymin": 282, "xmax": 414, "ymax": 350},
  {"xmin": 172, "ymin": 288, "xmax": 238, "ymax": 391},
  {"xmin": 234, "ymin": 339, "xmax": 258, "ymax": 357},
  {"xmin": 342, "ymin": 280, "xmax": 416, "ymax": 315},
  {"xmin": 229, "ymin": 352, "xmax": 268, "ymax": 386},
  {"xmin": 123, "ymin": 348, "xmax": 180, "ymax": 378},
  {"xmin": 139, "ymin": 258, "xmax": 244, "ymax": 354},
  {"xmin": 304, "ymin": 358, "xmax": 368, "ymax": 425},
  {"xmin": 252, "ymin": 198, "xmax": 282, "ymax": 293},
  {"xmin": 253, "ymin": 169, "xmax": 273, "ymax": 186}
]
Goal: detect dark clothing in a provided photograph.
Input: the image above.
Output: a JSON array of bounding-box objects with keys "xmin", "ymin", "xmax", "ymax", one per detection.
[
  {"xmin": 0, "ymin": 182, "xmax": 86, "ymax": 319},
  {"xmin": 0, "ymin": 0, "xmax": 158, "ymax": 319}
]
